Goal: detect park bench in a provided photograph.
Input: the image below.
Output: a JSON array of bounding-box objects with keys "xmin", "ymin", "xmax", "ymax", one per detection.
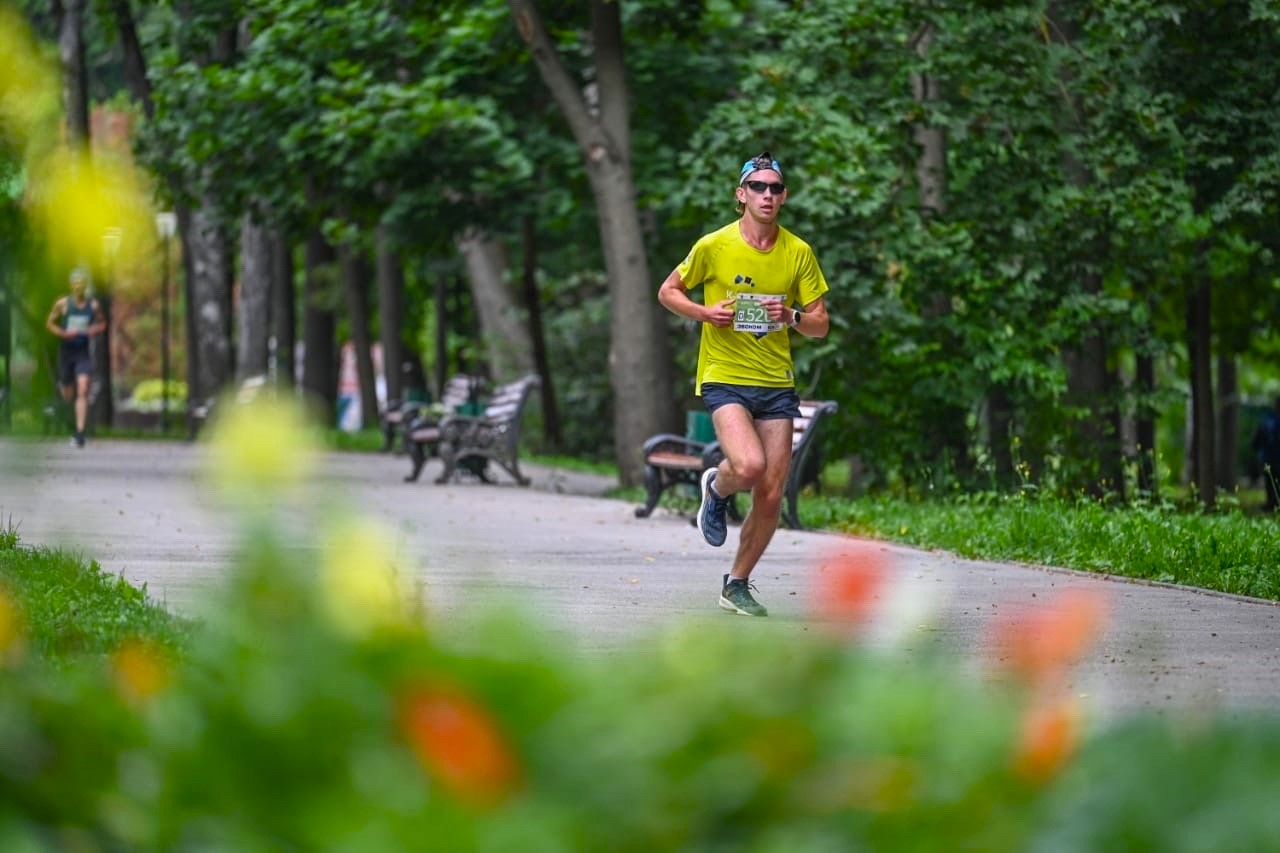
[
  {"xmin": 634, "ymin": 399, "xmax": 838, "ymax": 530},
  {"xmin": 427, "ymin": 374, "xmax": 541, "ymax": 486},
  {"xmin": 383, "ymin": 373, "xmax": 484, "ymax": 452},
  {"xmin": 402, "ymin": 374, "xmax": 487, "ymax": 481}
]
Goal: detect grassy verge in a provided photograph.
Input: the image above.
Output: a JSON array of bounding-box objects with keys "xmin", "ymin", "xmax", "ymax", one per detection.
[
  {"xmin": 615, "ymin": 472, "xmax": 1280, "ymax": 602},
  {"xmin": 0, "ymin": 528, "xmax": 191, "ymax": 664},
  {"xmin": 800, "ymin": 493, "xmax": 1280, "ymax": 602}
]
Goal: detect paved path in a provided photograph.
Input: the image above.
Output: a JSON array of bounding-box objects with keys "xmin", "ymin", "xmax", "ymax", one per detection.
[{"xmin": 3, "ymin": 438, "xmax": 1279, "ymax": 721}]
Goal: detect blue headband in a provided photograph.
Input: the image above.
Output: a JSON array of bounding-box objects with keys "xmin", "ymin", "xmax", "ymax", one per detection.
[{"xmin": 739, "ymin": 151, "xmax": 784, "ymax": 184}]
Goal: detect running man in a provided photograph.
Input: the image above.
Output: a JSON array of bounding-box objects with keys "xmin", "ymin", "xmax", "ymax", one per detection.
[
  {"xmin": 657, "ymin": 151, "xmax": 830, "ymax": 616},
  {"xmin": 46, "ymin": 268, "xmax": 105, "ymax": 447}
]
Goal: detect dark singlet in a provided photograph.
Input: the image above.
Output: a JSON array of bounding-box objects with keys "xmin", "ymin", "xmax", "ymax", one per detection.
[{"xmin": 61, "ymin": 297, "xmax": 94, "ymax": 352}]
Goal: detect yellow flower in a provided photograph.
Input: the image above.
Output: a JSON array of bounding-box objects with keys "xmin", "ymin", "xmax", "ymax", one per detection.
[
  {"xmin": 207, "ymin": 395, "xmax": 317, "ymax": 505},
  {"xmin": 24, "ymin": 147, "xmax": 156, "ymax": 273},
  {"xmin": 0, "ymin": 7, "xmax": 60, "ymax": 153},
  {"xmin": 319, "ymin": 517, "xmax": 411, "ymax": 638}
]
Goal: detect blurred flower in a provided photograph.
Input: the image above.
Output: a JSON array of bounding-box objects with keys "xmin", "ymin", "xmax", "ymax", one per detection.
[
  {"xmin": 206, "ymin": 395, "xmax": 317, "ymax": 506},
  {"xmin": 812, "ymin": 541, "xmax": 889, "ymax": 631},
  {"xmin": 802, "ymin": 756, "xmax": 919, "ymax": 814},
  {"xmin": 398, "ymin": 683, "xmax": 521, "ymax": 807},
  {"xmin": 0, "ymin": 586, "xmax": 26, "ymax": 665},
  {"xmin": 1011, "ymin": 697, "xmax": 1080, "ymax": 784},
  {"xmin": 319, "ymin": 516, "xmax": 411, "ymax": 638},
  {"xmin": 0, "ymin": 6, "xmax": 60, "ymax": 154},
  {"xmin": 987, "ymin": 588, "xmax": 1108, "ymax": 686},
  {"xmin": 24, "ymin": 146, "xmax": 156, "ymax": 273},
  {"xmin": 111, "ymin": 638, "xmax": 172, "ymax": 705}
]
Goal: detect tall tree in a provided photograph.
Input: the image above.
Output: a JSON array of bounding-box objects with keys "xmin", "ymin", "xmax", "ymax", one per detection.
[
  {"xmin": 237, "ymin": 214, "xmax": 271, "ymax": 380},
  {"xmin": 456, "ymin": 228, "xmax": 534, "ymax": 382},
  {"xmin": 51, "ymin": 0, "xmax": 89, "ymax": 147},
  {"xmin": 510, "ymin": 0, "xmax": 676, "ymax": 486}
]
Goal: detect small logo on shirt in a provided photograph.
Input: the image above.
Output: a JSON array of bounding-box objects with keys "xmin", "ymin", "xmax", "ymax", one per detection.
[{"xmin": 733, "ymin": 274, "xmax": 756, "ymax": 287}]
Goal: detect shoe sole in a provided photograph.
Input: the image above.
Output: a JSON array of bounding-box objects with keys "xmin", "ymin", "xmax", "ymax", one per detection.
[
  {"xmin": 718, "ymin": 594, "xmax": 767, "ymax": 617},
  {"xmin": 697, "ymin": 468, "xmax": 726, "ymax": 548}
]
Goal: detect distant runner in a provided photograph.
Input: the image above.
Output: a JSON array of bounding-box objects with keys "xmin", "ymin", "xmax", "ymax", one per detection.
[{"xmin": 46, "ymin": 268, "xmax": 105, "ymax": 448}]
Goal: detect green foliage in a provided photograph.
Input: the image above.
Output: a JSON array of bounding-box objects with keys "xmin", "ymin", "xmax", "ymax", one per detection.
[{"xmin": 668, "ymin": 0, "xmax": 1280, "ymax": 493}]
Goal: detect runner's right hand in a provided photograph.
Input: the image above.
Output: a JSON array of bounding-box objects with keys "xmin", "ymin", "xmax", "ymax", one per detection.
[{"xmin": 704, "ymin": 298, "xmax": 736, "ymax": 328}]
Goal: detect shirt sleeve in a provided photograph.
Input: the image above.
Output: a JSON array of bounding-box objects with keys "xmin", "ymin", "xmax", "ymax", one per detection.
[
  {"xmin": 795, "ymin": 245, "xmax": 829, "ymax": 307},
  {"xmin": 676, "ymin": 234, "xmax": 713, "ymax": 288}
]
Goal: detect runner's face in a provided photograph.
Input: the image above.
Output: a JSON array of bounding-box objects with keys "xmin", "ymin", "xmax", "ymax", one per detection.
[
  {"xmin": 737, "ymin": 169, "xmax": 786, "ymax": 222},
  {"xmin": 70, "ymin": 277, "xmax": 86, "ymax": 299}
]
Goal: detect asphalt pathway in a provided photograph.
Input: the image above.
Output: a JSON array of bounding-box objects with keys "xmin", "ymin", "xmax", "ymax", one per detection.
[{"xmin": 3, "ymin": 437, "xmax": 1279, "ymax": 722}]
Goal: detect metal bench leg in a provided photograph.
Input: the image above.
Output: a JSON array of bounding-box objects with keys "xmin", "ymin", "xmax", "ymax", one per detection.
[
  {"xmin": 404, "ymin": 442, "xmax": 426, "ymax": 483},
  {"xmin": 635, "ymin": 465, "xmax": 665, "ymax": 517},
  {"xmin": 782, "ymin": 487, "xmax": 802, "ymax": 530}
]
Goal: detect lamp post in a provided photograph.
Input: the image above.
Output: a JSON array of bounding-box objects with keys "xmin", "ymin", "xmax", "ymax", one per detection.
[
  {"xmin": 155, "ymin": 212, "xmax": 176, "ymax": 433},
  {"xmin": 98, "ymin": 227, "xmax": 122, "ymax": 430}
]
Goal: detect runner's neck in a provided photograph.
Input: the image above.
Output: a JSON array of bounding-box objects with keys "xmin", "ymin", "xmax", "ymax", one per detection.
[{"xmin": 738, "ymin": 218, "xmax": 778, "ymax": 251}]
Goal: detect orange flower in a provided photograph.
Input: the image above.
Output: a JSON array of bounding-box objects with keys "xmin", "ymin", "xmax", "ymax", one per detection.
[
  {"xmin": 813, "ymin": 542, "xmax": 889, "ymax": 629},
  {"xmin": 0, "ymin": 588, "xmax": 25, "ymax": 665},
  {"xmin": 988, "ymin": 588, "xmax": 1107, "ymax": 685},
  {"xmin": 111, "ymin": 639, "xmax": 172, "ymax": 705},
  {"xmin": 1012, "ymin": 698, "xmax": 1080, "ymax": 783},
  {"xmin": 398, "ymin": 683, "xmax": 521, "ymax": 807}
]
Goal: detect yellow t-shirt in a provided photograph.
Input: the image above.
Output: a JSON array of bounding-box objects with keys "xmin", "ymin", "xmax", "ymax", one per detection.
[{"xmin": 676, "ymin": 221, "xmax": 829, "ymax": 394}]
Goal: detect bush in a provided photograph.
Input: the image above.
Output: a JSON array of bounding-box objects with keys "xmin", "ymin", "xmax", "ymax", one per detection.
[{"xmin": 125, "ymin": 379, "xmax": 188, "ymax": 412}]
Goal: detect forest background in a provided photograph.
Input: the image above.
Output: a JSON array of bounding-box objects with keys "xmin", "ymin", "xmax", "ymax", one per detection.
[{"xmin": 3, "ymin": 0, "xmax": 1280, "ymax": 505}]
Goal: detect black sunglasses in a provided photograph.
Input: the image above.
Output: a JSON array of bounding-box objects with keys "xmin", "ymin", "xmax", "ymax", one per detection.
[{"xmin": 743, "ymin": 180, "xmax": 786, "ymax": 195}]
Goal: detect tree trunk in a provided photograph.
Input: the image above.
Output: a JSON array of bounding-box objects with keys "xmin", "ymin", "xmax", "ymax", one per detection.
[
  {"xmin": 237, "ymin": 213, "xmax": 271, "ymax": 381},
  {"xmin": 187, "ymin": 201, "xmax": 234, "ymax": 403},
  {"xmin": 340, "ymin": 240, "xmax": 379, "ymax": 428},
  {"xmin": 987, "ymin": 386, "xmax": 1015, "ymax": 488},
  {"xmin": 1135, "ymin": 347, "xmax": 1157, "ymax": 496},
  {"xmin": 375, "ymin": 224, "xmax": 404, "ymax": 405},
  {"xmin": 456, "ymin": 228, "xmax": 534, "ymax": 382},
  {"xmin": 111, "ymin": 0, "xmax": 152, "ymax": 118},
  {"xmin": 53, "ymin": 0, "xmax": 90, "ymax": 148},
  {"xmin": 271, "ymin": 232, "xmax": 295, "ymax": 387},
  {"xmin": 1047, "ymin": 2, "xmax": 1124, "ymax": 498},
  {"xmin": 433, "ymin": 272, "xmax": 448, "ymax": 398},
  {"xmin": 510, "ymin": 0, "xmax": 675, "ymax": 485},
  {"xmin": 911, "ymin": 24, "xmax": 946, "ymax": 219},
  {"xmin": 1187, "ymin": 275, "xmax": 1215, "ymax": 508},
  {"xmin": 521, "ymin": 214, "xmax": 561, "ymax": 448},
  {"xmin": 302, "ymin": 229, "xmax": 337, "ymax": 421},
  {"xmin": 910, "ymin": 22, "xmax": 972, "ymax": 479},
  {"xmin": 1216, "ymin": 354, "xmax": 1238, "ymax": 493}
]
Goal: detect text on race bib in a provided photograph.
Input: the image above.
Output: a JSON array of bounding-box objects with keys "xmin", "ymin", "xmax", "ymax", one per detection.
[{"xmin": 732, "ymin": 293, "xmax": 783, "ymax": 334}]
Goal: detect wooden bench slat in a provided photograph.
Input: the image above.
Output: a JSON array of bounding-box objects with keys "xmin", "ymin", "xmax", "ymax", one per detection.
[{"xmin": 647, "ymin": 451, "xmax": 702, "ymax": 470}]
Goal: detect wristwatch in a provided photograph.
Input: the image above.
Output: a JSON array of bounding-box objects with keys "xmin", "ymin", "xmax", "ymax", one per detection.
[{"xmin": 789, "ymin": 309, "xmax": 801, "ymax": 328}]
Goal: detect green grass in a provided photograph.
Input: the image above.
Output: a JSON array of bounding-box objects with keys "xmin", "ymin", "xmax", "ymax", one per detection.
[
  {"xmin": 0, "ymin": 528, "xmax": 191, "ymax": 664},
  {"xmin": 799, "ymin": 492, "xmax": 1280, "ymax": 602},
  {"xmin": 327, "ymin": 427, "xmax": 387, "ymax": 452}
]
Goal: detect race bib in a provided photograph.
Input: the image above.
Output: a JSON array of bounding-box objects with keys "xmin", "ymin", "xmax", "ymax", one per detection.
[{"xmin": 733, "ymin": 293, "xmax": 783, "ymax": 334}]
